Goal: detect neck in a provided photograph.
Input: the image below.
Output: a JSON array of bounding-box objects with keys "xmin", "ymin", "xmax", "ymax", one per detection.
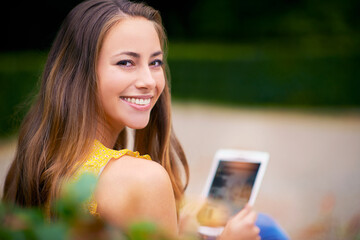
[{"xmin": 96, "ymin": 122, "xmax": 124, "ymax": 149}]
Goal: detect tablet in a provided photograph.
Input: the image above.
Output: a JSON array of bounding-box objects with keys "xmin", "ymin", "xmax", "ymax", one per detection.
[
  {"xmin": 202, "ymin": 149, "xmax": 269, "ymax": 214},
  {"xmin": 197, "ymin": 149, "xmax": 269, "ymax": 237}
]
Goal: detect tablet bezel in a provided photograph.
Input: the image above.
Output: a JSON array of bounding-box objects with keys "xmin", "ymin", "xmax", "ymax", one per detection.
[{"xmin": 201, "ymin": 149, "xmax": 269, "ymax": 209}]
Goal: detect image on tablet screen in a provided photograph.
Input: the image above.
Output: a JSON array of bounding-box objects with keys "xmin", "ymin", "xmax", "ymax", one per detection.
[{"xmin": 208, "ymin": 160, "xmax": 260, "ymax": 215}]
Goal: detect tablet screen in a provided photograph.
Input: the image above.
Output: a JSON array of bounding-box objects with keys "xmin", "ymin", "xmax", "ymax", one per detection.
[{"xmin": 207, "ymin": 160, "xmax": 260, "ymax": 215}]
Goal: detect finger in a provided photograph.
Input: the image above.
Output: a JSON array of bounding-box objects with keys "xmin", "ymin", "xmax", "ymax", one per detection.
[
  {"xmin": 253, "ymin": 226, "xmax": 261, "ymax": 240},
  {"xmin": 244, "ymin": 203, "xmax": 251, "ymax": 208},
  {"xmin": 254, "ymin": 226, "xmax": 260, "ymax": 235},
  {"xmin": 244, "ymin": 210, "xmax": 257, "ymax": 224},
  {"xmin": 233, "ymin": 204, "xmax": 252, "ymax": 220}
]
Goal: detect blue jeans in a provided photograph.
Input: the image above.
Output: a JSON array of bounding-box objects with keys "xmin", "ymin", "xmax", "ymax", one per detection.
[{"xmin": 256, "ymin": 213, "xmax": 290, "ymax": 240}]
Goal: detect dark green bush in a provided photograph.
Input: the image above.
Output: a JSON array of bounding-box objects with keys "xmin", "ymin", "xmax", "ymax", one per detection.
[
  {"xmin": 169, "ymin": 56, "xmax": 360, "ymax": 107},
  {"xmin": 0, "ymin": 51, "xmax": 44, "ymax": 137},
  {"xmin": 0, "ymin": 39, "xmax": 359, "ymax": 137}
]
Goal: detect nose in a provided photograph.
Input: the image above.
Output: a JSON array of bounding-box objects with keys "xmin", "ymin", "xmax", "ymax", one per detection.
[{"xmin": 135, "ymin": 65, "xmax": 156, "ymax": 90}]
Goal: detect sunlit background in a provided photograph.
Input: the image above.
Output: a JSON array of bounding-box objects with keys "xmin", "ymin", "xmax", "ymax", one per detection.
[{"xmin": 1, "ymin": 0, "xmax": 359, "ymax": 239}]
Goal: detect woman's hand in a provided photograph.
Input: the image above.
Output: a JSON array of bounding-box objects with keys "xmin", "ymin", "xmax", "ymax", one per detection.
[{"xmin": 218, "ymin": 204, "xmax": 260, "ymax": 240}]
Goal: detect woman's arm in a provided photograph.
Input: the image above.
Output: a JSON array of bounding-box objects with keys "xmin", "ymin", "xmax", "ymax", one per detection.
[{"xmin": 94, "ymin": 155, "xmax": 178, "ymax": 236}]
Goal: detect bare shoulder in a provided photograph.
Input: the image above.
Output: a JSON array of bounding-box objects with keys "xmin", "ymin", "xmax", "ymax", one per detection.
[{"xmin": 95, "ymin": 155, "xmax": 178, "ymax": 234}]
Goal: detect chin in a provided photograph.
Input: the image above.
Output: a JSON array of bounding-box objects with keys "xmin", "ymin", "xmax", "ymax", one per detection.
[
  {"xmin": 130, "ymin": 125, "xmax": 149, "ymax": 130},
  {"xmin": 127, "ymin": 119, "xmax": 150, "ymax": 130}
]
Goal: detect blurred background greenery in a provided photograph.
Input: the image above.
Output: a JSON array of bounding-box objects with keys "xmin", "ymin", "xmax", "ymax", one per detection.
[{"xmin": 0, "ymin": 0, "xmax": 359, "ymax": 137}]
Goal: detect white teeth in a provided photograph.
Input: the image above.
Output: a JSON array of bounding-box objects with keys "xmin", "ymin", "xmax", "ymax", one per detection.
[{"xmin": 122, "ymin": 97, "xmax": 151, "ymax": 105}]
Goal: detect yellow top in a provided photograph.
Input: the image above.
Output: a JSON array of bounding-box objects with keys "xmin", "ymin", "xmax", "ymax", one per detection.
[{"xmin": 72, "ymin": 140, "xmax": 151, "ymax": 215}]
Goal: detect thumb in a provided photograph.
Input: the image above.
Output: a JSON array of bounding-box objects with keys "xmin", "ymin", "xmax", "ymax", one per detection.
[{"xmin": 233, "ymin": 204, "xmax": 252, "ymax": 221}]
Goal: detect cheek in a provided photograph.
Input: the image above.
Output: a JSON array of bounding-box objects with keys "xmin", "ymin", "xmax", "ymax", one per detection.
[
  {"xmin": 157, "ymin": 72, "xmax": 166, "ymax": 94},
  {"xmin": 97, "ymin": 76, "xmax": 121, "ymax": 110},
  {"xmin": 98, "ymin": 79, "xmax": 112, "ymax": 103},
  {"xmin": 98, "ymin": 68, "xmax": 128, "ymax": 96}
]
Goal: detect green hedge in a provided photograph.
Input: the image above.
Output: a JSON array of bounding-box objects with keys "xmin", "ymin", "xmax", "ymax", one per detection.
[
  {"xmin": 168, "ymin": 56, "xmax": 360, "ymax": 106},
  {"xmin": 0, "ymin": 39, "xmax": 359, "ymax": 137},
  {"xmin": 167, "ymin": 39, "xmax": 360, "ymax": 107},
  {"xmin": 0, "ymin": 52, "xmax": 45, "ymax": 137}
]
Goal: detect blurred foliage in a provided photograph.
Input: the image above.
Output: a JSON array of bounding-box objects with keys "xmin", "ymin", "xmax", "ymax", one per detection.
[
  {"xmin": 182, "ymin": 0, "xmax": 359, "ymax": 40},
  {"xmin": 0, "ymin": 173, "xmax": 181, "ymax": 240},
  {"xmin": 1, "ymin": 0, "xmax": 359, "ymax": 50},
  {"xmin": 0, "ymin": 51, "xmax": 45, "ymax": 137},
  {"xmin": 143, "ymin": 0, "xmax": 360, "ymax": 44},
  {"xmin": 167, "ymin": 38, "xmax": 360, "ymax": 107},
  {"xmin": 0, "ymin": 36, "xmax": 359, "ymax": 137}
]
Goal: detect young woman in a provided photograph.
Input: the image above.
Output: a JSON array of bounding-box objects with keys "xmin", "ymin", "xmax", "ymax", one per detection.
[{"xmin": 3, "ymin": 0, "xmax": 286, "ymax": 239}]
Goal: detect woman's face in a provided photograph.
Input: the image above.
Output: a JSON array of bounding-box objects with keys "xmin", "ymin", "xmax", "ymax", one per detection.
[{"xmin": 97, "ymin": 17, "xmax": 165, "ymax": 132}]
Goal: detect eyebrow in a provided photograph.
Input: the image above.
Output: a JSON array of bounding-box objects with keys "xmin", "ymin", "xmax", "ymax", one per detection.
[{"xmin": 117, "ymin": 51, "xmax": 163, "ymax": 58}]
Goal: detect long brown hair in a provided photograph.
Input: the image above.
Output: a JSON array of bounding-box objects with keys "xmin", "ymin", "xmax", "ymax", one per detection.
[{"xmin": 3, "ymin": 0, "xmax": 189, "ymax": 214}]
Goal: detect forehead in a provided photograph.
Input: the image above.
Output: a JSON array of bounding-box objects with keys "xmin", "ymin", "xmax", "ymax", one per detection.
[{"xmin": 101, "ymin": 17, "xmax": 161, "ymax": 54}]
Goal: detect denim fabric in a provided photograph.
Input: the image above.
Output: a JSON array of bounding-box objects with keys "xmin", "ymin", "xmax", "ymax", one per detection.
[{"xmin": 256, "ymin": 213, "xmax": 290, "ymax": 240}]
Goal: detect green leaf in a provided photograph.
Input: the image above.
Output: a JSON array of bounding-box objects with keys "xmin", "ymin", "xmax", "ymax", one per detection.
[
  {"xmin": 33, "ymin": 221, "xmax": 68, "ymax": 240},
  {"xmin": 54, "ymin": 172, "xmax": 98, "ymax": 220},
  {"xmin": 66, "ymin": 172, "xmax": 97, "ymax": 204},
  {"xmin": 127, "ymin": 221, "xmax": 164, "ymax": 240}
]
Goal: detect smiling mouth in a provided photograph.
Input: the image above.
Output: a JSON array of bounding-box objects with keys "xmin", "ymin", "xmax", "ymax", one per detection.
[{"xmin": 120, "ymin": 97, "xmax": 151, "ymax": 106}]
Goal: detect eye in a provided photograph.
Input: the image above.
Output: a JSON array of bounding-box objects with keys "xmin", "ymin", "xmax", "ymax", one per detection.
[
  {"xmin": 116, "ymin": 60, "xmax": 134, "ymax": 67},
  {"xmin": 150, "ymin": 59, "xmax": 163, "ymax": 67}
]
